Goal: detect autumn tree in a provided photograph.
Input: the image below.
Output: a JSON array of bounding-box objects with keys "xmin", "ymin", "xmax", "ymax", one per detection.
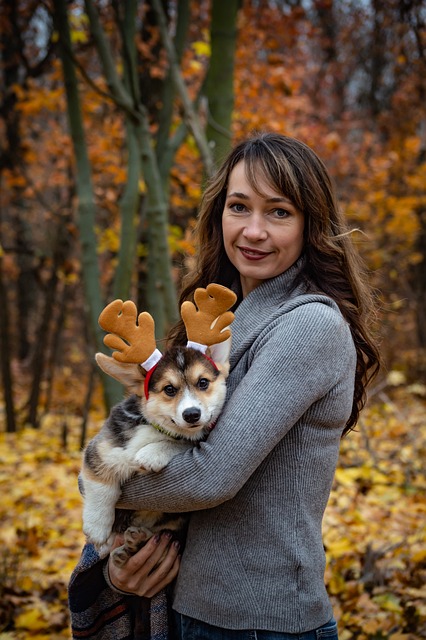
[
  {"xmin": 51, "ymin": 0, "xmax": 243, "ymax": 408},
  {"xmin": 234, "ymin": 0, "xmax": 426, "ymax": 371},
  {"xmin": 0, "ymin": 0, "xmax": 20, "ymax": 432},
  {"xmin": 0, "ymin": 0, "xmax": 241, "ymax": 424},
  {"xmin": 0, "ymin": 0, "xmax": 57, "ymax": 429}
]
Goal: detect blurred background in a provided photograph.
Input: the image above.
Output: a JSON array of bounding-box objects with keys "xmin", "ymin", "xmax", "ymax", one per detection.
[{"xmin": 0, "ymin": 1, "xmax": 425, "ymax": 638}]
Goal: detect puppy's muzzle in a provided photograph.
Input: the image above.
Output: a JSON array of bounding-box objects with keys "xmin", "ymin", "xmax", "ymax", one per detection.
[{"xmin": 182, "ymin": 407, "xmax": 202, "ymax": 425}]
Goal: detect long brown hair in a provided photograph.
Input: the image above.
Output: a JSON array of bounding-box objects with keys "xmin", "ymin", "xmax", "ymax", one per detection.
[{"xmin": 171, "ymin": 132, "xmax": 380, "ymax": 433}]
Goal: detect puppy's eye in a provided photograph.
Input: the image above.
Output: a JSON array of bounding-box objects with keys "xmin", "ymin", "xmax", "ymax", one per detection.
[
  {"xmin": 163, "ymin": 385, "xmax": 177, "ymax": 397},
  {"xmin": 198, "ymin": 378, "xmax": 209, "ymax": 391}
]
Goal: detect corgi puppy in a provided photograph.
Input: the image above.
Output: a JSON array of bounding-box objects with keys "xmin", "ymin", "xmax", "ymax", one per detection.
[{"xmin": 81, "ymin": 339, "xmax": 231, "ymax": 565}]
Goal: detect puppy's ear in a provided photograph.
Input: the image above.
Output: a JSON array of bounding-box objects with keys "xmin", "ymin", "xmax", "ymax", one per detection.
[
  {"xmin": 95, "ymin": 353, "xmax": 146, "ymax": 396},
  {"xmin": 207, "ymin": 337, "xmax": 231, "ymax": 375}
]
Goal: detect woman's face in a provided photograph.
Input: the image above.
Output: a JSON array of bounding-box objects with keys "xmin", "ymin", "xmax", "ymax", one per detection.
[{"xmin": 222, "ymin": 161, "xmax": 305, "ymax": 297}]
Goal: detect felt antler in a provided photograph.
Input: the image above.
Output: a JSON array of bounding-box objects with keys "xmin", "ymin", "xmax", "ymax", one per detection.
[
  {"xmin": 181, "ymin": 284, "xmax": 237, "ymax": 347},
  {"xmin": 98, "ymin": 300, "xmax": 160, "ymax": 368}
]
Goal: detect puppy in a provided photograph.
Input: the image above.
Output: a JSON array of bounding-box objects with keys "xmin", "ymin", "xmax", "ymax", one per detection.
[{"xmin": 81, "ymin": 339, "xmax": 231, "ymax": 565}]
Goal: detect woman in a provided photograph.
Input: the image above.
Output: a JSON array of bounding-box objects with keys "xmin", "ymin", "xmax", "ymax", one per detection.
[{"xmin": 69, "ymin": 133, "xmax": 380, "ymax": 639}]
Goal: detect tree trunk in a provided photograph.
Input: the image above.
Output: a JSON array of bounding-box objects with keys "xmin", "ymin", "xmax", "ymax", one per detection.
[
  {"xmin": 110, "ymin": 0, "xmax": 142, "ymax": 301},
  {"xmin": 204, "ymin": 0, "xmax": 240, "ymax": 165},
  {"xmin": 156, "ymin": 0, "xmax": 191, "ymax": 189},
  {"xmin": 16, "ymin": 216, "xmax": 36, "ymax": 361},
  {"xmin": 152, "ymin": 0, "xmax": 215, "ymax": 177},
  {"xmin": 84, "ymin": 0, "xmax": 179, "ymax": 337},
  {"xmin": 26, "ymin": 251, "xmax": 59, "ymax": 428},
  {"xmin": 312, "ymin": 0, "xmax": 346, "ymax": 119},
  {"xmin": 414, "ymin": 207, "xmax": 426, "ymax": 351},
  {"xmin": 53, "ymin": 0, "xmax": 122, "ymax": 409},
  {"xmin": 369, "ymin": 0, "xmax": 388, "ymax": 118},
  {"xmin": 0, "ymin": 247, "xmax": 16, "ymax": 433},
  {"xmin": 43, "ymin": 278, "xmax": 69, "ymax": 417},
  {"xmin": 0, "ymin": 0, "xmax": 22, "ymax": 433},
  {"xmin": 112, "ymin": 119, "xmax": 141, "ymax": 301}
]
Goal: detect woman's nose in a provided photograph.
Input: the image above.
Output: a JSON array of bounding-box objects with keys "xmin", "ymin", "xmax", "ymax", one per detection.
[{"xmin": 242, "ymin": 214, "xmax": 267, "ymax": 241}]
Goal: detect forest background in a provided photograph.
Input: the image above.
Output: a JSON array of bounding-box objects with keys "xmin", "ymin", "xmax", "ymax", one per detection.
[{"xmin": 0, "ymin": 0, "xmax": 425, "ymax": 638}]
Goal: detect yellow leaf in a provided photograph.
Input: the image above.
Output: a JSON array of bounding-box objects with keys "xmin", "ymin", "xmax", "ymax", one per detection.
[
  {"xmin": 192, "ymin": 40, "xmax": 211, "ymax": 57},
  {"xmin": 362, "ymin": 618, "xmax": 382, "ymax": 634},
  {"xmin": 327, "ymin": 572, "xmax": 346, "ymax": 595},
  {"xmin": 326, "ymin": 537, "xmax": 354, "ymax": 557},
  {"xmin": 70, "ymin": 30, "xmax": 88, "ymax": 44},
  {"xmin": 373, "ymin": 593, "xmax": 403, "ymax": 613},
  {"xmin": 190, "ymin": 60, "xmax": 203, "ymax": 71},
  {"xmin": 404, "ymin": 586, "xmax": 426, "ymax": 598},
  {"xmin": 411, "ymin": 547, "xmax": 426, "ymax": 563},
  {"xmin": 97, "ymin": 228, "xmax": 120, "ymax": 253},
  {"xmin": 20, "ymin": 575, "xmax": 37, "ymax": 591},
  {"xmin": 15, "ymin": 608, "xmax": 47, "ymax": 631},
  {"xmin": 387, "ymin": 370, "xmax": 406, "ymax": 386}
]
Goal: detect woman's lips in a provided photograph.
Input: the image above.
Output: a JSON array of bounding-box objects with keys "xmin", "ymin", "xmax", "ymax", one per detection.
[{"xmin": 238, "ymin": 246, "xmax": 271, "ymax": 260}]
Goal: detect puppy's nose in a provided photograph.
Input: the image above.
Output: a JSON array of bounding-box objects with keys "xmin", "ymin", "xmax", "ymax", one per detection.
[{"xmin": 182, "ymin": 407, "xmax": 202, "ymax": 424}]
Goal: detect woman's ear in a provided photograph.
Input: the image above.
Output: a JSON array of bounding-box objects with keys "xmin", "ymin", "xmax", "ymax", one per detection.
[{"xmin": 95, "ymin": 353, "xmax": 146, "ymax": 396}]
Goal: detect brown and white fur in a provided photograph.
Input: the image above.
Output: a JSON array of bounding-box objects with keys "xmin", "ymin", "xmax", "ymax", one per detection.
[{"xmin": 81, "ymin": 339, "xmax": 230, "ymax": 565}]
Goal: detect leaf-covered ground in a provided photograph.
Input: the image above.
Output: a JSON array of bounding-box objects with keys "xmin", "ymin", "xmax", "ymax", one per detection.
[{"xmin": 0, "ymin": 386, "xmax": 425, "ymax": 639}]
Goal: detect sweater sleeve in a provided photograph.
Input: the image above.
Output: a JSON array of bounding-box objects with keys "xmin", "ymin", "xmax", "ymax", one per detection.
[
  {"xmin": 68, "ymin": 544, "xmax": 171, "ymax": 639},
  {"xmin": 68, "ymin": 543, "xmax": 135, "ymax": 638},
  {"xmin": 118, "ymin": 302, "xmax": 355, "ymax": 512}
]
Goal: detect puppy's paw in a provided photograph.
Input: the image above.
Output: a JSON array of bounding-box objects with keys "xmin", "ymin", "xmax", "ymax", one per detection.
[
  {"xmin": 110, "ymin": 545, "xmax": 130, "ymax": 567},
  {"xmin": 83, "ymin": 524, "xmax": 109, "ymax": 544},
  {"xmin": 123, "ymin": 525, "xmax": 152, "ymax": 552},
  {"xmin": 134, "ymin": 448, "xmax": 168, "ymax": 473},
  {"xmin": 83, "ymin": 520, "xmax": 114, "ymax": 553},
  {"xmin": 110, "ymin": 526, "xmax": 153, "ymax": 567},
  {"xmin": 95, "ymin": 533, "xmax": 116, "ymax": 559}
]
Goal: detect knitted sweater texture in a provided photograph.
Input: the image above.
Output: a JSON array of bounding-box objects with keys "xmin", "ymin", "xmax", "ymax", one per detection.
[{"xmin": 118, "ymin": 259, "xmax": 357, "ymax": 633}]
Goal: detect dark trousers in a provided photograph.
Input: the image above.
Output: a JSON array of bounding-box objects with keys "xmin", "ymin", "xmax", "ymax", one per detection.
[{"xmin": 172, "ymin": 613, "xmax": 339, "ymax": 640}]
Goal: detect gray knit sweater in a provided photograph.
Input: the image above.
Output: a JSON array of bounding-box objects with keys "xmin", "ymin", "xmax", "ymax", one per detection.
[{"xmin": 119, "ymin": 259, "xmax": 357, "ymax": 633}]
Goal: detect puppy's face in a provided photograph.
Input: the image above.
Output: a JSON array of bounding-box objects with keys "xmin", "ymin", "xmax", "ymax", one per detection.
[
  {"xmin": 95, "ymin": 345, "xmax": 230, "ymax": 441},
  {"xmin": 144, "ymin": 348, "xmax": 228, "ymax": 440}
]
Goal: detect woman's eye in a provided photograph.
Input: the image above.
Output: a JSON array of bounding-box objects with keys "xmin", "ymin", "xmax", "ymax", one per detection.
[
  {"xmin": 274, "ymin": 208, "xmax": 290, "ymax": 219},
  {"xmin": 198, "ymin": 378, "xmax": 209, "ymax": 391},
  {"xmin": 230, "ymin": 203, "xmax": 246, "ymax": 213},
  {"xmin": 163, "ymin": 385, "xmax": 177, "ymax": 397}
]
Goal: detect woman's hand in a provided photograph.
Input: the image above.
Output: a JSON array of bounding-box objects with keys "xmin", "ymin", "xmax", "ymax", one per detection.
[{"xmin": 107, "ymin": 532, "xmax": 181, "ymax": 597}]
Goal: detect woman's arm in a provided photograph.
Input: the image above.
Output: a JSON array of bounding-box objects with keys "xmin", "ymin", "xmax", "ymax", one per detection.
[{"xmin": 118, "ymin": 302, "xmax": 356, "ymax": 512}]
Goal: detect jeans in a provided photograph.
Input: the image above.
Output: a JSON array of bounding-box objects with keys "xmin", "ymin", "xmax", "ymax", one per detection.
[{"xmin": 173, "ymin": 613, "xmax": 339, "ymax": 640}]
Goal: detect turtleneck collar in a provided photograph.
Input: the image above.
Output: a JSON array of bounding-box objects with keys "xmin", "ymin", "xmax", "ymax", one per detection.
[{"xmin": 235, "ymin": 255, "xmax": 307, "ymax": 310}]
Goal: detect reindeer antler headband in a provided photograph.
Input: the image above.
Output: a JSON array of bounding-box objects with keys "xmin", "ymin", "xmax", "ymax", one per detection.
[{"xmin": 98, "ymin": 284, "xmax": 237, "ymax": 399}]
